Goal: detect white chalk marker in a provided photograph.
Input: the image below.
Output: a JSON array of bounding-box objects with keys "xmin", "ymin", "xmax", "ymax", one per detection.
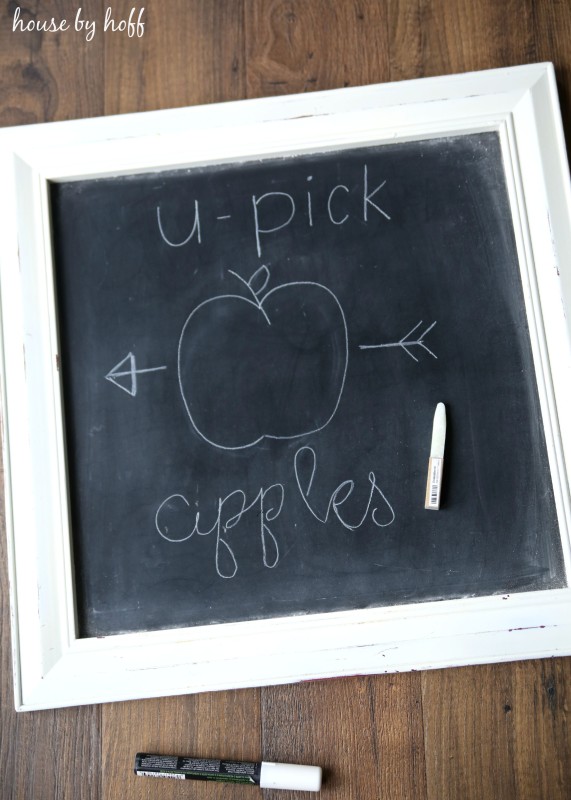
[
  {"xmin": 425, "ymin": 402, "xmax": 446, "ymax": 510},
  {"xmin": 135, "ymin": 752, "xmax": 322, "ymax": 792}
]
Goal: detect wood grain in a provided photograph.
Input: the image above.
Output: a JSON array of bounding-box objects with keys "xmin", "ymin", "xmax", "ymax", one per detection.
[
  {"xmin": 103, "ymin": 0, "xmax": 246, "ymax": 114},
  {"xmin": 261, "ymin": 675, "xmax": 427, "ymax": 799},
  {"xmin": 245, "ymin": 0, "xmax": 390, "ymax": 98},
  {"xmin": 386, "ymin": 0, "xmax": 537, "ymax": 84},
  {"xmin": 533, "ymin": 0, "xmax": 571, "ymax": 156},
  {"xmin": 2, "ymin": 1, "xmax": 571, "ymax": 799},
  {"xmin": 422, "ymin": 660, "xmax": 571, "ymax": 800},
  {"xmin": 0, "ymin": 0, "xmax": 104, "ymax": 125}
]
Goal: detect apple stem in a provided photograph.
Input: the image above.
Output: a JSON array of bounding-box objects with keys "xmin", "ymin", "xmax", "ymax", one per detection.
[{"xmin": 228, "ymin": 265, "xmax": 270, "ymax": 305}]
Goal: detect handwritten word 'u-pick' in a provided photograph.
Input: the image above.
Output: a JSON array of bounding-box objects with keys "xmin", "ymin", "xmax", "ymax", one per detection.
[{"xmin": 156, "ymin": 164, "xmax": 391, "ymax": 258}]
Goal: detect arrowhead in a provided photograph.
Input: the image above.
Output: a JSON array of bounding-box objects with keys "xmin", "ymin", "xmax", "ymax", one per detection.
[{"xmin": 105, "ymin": 352, "xmax": 137, "ymax": 396}]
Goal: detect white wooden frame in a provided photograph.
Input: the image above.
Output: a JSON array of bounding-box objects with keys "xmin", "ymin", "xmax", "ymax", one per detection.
[{"xmin": 1, "ymin": 64, "xmax": 571, "ymax": 711}]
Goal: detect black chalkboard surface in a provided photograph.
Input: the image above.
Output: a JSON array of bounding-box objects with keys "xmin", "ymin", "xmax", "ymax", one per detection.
[{"xmin": 50, "ymin": 132, "xmax": 566, "ymax": 638}]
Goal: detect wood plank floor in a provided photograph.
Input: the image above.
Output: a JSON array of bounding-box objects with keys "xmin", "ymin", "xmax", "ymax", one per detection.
[{"xmin": 1, "ymin": 1, "xmax": 571, "ymax": 797}]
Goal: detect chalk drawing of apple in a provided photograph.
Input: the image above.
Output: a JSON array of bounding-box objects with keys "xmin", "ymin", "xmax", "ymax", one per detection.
[{"xmin": 178, "ymin": 265, "xmax": 349, "ymax": 450}]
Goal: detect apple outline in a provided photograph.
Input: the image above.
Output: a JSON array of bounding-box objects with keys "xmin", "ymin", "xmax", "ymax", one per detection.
[{"xmin": 177, "ymin": 265, "xmax": 349, "ymax": 450}]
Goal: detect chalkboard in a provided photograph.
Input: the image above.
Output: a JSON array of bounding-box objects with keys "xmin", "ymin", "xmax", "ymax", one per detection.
[{"xmin": 50, "ymin": 131, "xmax": 566, "ymax": 638}]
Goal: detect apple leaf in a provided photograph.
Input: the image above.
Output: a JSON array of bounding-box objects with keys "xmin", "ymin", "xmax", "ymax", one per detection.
[{"xmin": 247, "ymin": 265, "xmax": 270, "ymax": 297}]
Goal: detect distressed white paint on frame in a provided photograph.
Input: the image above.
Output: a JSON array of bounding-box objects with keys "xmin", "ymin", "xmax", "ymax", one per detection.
[{"xmin": 0, "ymin": 64, "xmax": 570, "ymax": 711}]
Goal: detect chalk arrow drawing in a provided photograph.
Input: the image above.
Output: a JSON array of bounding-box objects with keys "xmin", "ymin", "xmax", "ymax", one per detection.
[
  {"xmin": 359, "ymin": 320, "xmax": 437, "ymax": 362},
  {"xmin": 105, "ymin": 352, "xmax": 167, "ymax": 397}
]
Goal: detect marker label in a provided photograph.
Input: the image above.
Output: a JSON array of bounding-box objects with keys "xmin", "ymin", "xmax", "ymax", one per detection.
[
  {"xmin": 134, "ymin": 753, "xmax": 261, "ymax": 785},
  {"xmin": 425, "ymin": 456, "xmax": 443, "ymax": 510},
  {"xmin": 137, "ymin": 771, "xmax": 185, "ymax": 780}
]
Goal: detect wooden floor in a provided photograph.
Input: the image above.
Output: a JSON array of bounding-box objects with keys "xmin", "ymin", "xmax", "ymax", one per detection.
[{"xmin": 1, "ymin": 1, "xmax": 571, "ymax": 798}]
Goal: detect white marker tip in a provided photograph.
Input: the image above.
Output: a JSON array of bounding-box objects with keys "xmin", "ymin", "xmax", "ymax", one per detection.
[{"xmin": 430, "ymin": 402, "xmax": 446, "ymax": 459}]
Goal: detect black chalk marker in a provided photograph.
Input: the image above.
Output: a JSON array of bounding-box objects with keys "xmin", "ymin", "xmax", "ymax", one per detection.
[{"xmin": 134, "ymin": 752, "xmax": 322, "ymax": 792}]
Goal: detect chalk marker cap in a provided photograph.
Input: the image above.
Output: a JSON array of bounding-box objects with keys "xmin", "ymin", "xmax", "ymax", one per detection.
[{"xmin": 259, "ymin": 761, "xmax": 322, "ymax": 792}]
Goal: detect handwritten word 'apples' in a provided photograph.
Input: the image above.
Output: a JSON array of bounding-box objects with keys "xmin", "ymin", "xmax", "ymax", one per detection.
[{"xmin": 155, "ymin": 445, "xmax": 395, "ymax": 578}]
